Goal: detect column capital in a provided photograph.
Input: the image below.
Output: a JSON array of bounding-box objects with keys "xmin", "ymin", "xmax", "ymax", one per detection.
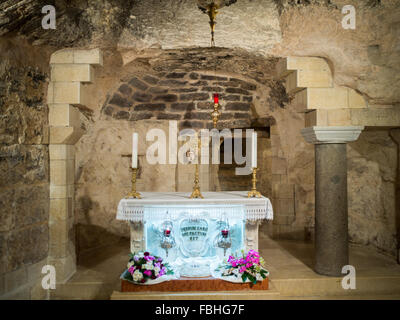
[{"xmin": 301, "ymin": 126, "xmax": 364, "ymax": 144}]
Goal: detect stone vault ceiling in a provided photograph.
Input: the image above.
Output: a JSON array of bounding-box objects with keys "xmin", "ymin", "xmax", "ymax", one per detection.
[
  {"xmin": 0, "ymin": 0, "xmax": 383, "ymax": 50},
  {"xmin": 1, "ymin": 0, "xmax": 398, "ymax": 106}
]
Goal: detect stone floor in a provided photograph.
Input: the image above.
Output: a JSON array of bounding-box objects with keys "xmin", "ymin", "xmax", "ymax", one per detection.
[{"xmin": 51, "ymin": 233, "xmax": 400, "ymax": 300}]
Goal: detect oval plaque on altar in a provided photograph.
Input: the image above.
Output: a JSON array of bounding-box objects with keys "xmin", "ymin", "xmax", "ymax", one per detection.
[{"xmin": 179, "ymin": 217, "xmax": 209, "ymax": 258}]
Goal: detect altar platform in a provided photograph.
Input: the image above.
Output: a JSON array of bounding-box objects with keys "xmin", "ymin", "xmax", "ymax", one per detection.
[{"xmin": 51, "ymin": 233, "xmax": 400, "ymax": 300}]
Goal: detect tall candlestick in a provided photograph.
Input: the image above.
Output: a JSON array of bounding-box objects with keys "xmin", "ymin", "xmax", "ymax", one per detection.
[
  {"xmin": 132, "ymin": 133, "xmax": 138, "ymax": 168},
  {"xmin": 251, "ymin": 131, "xmax": 257, "ymax": 168},
  {"xmin": 247, "ymin": 167, "xmax": 261, "ymax": 198}
]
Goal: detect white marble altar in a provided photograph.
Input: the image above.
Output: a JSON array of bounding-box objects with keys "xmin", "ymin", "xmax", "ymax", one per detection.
[{"xmin": 116, "ymin": 191, "xmax": 273, "ymax": 277}]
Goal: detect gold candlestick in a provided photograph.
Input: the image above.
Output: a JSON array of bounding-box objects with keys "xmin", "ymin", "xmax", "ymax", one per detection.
[
  {"xmin": 126, "ymin": 168, "xmax": 141, "ymax": 199},
  {"xmin": 190, "ymin": 137, "xmax": 204, "ymax": 199},
  {"xmin": 190, "ymin": 163, "xmax": 204, "ymax": 199},
  {"xmin": 211, "ymin": 102, "xmax": 220, "ymax": 128},
  {"xmin": 247, "ymin": 167, "xmax": 261, "ymax": 198}
]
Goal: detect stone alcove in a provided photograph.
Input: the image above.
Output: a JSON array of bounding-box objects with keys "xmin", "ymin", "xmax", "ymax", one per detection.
[
  {"xmin": 46, "ymin": 47, "xmax": 400, "ymax": 284},
  {"xmin": 73, "ymin": 49, "xmax": 284, "ymax": 257}
]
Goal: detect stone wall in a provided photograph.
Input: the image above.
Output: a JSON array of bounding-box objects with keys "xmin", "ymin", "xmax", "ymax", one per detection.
[
  {"xmin": 260, "ymin": 103, "xmax": 315, "ymax": 241},
  {"xmin": 102, "ymin": 71, "xmax": 257, "ymax": 129},
  {"xmin": 0, "ymin": 39, "xmax": 51, "ymax": 299},
  {"xmin": 348, "ymin": 130, "xmax": 399, "ymax": 257}
]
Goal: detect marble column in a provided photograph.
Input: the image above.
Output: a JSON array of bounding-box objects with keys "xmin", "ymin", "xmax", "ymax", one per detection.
[{"xmin": 301, "ymin": 126, "xmax": 364, "ymax": 276}]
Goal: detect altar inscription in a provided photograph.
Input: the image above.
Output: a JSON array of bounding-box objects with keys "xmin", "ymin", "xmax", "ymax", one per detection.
[
  {"xmin": 181, "ymin": 225, "xmax": 208, "ymax": 241},
  {"xmin": 179, "ymin": 218, "xmax": 209, "ymax": 257}
]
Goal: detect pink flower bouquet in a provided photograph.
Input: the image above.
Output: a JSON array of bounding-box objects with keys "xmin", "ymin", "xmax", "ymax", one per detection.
[{"xmin": 217, "ymin": 250, "xmax": 268, "ymax": 284}]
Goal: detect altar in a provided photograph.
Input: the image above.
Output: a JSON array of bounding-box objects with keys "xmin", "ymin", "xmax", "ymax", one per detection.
[{"xmin": 117, "ymin": 191, "xmax": 273, "ymax": 278}]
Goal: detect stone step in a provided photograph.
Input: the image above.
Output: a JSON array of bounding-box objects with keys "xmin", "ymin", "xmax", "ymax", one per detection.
[
  {"xmin": 276, "ymin": 57, "xmax": 331, "ymax": 79},
  {"xmin": 51, "ymin": 64, "xmax": 94, "ymax": 82},
  {"xmin": 47, "ymin": 82, "xmax": 91, "ymax": 106},
  {"xmin": 294, "ymin": 87, "xmax": 366, "ymax": 111},
  {"xmin": 272, "ymin": 276, "xmax": 400, "ymax": 297},
  {"xmin": 50, "ymin": 48, "xmax": 103, "ymax": 65},
  {"xmin": 51, "ymin": 273, "xmax": 400, "ymax": 300},
  {"xmin": 50, "ymin": 281, "xmax": 119, "ymax": 300},
  {"xmin": 285, "ymin": 69, "xmax": 332, "ymax": 94}
]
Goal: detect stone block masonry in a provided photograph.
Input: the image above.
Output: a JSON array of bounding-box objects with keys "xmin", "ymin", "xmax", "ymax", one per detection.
[
  {"xmin": 101, "ymin": 72, "xmax": 257, "ymax": 130},
  {"xmin": 46, "ymin": 48, "xmax": 103, "ymax": 291}
]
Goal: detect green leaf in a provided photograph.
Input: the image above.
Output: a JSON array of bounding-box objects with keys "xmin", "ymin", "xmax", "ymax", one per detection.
[
  {"xmin": 241, "ymin": 273, "xmax": 248, "ymax": 283},
  {"xmin": 260, "ymin": 269, "xmax": 268, "ymax": 279},
  {"xmin": 247, "ymin": 273, "xmax": 257, "ymax": 284},
  {"xmin": 124, "ymin": 271, "xmax": 133, "ymax": 282}
]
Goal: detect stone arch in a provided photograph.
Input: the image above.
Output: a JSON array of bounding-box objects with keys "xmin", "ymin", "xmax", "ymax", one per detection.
[
  {"xmin": 98, "ymin": 70, "xmax": 261, "ymax": 195},
  {"xmin": 100, "ymin": 71, "xmax": 258, "ymax": 130}
]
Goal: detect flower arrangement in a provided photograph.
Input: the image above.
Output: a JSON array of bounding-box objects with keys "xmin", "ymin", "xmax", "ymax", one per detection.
[
  {"xmin": 215, "ymin": 250, "xmax": 268, "ymax": 284},
  {"xmin": 123, "ymin": 251, "xmax": 173, "ymax": 284}
]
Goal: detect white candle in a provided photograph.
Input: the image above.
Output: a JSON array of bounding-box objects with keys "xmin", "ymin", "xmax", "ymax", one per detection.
[
  {"xmin": 251, "ymin": 131, "xmax": 257, "ymax": 168},
  {"xmin": 132, "ymin": 133, "xmax": 138, "ymax": 168}
]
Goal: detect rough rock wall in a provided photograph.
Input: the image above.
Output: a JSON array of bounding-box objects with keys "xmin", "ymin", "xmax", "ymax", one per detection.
[
  {"xmin": 348, "ymin": 130, "xmax": 399, "ymax": 257},
  {"xmin": 1, "ymin": 0, "xmax": 394, "ymax": 108},
  {"xmin": 261, "ymin": 100, "xmax": 315, "ymax": 241},
  {"xmin": 3, "ymin": 0, "xmax": 397, "ymax": 105},
  {"xmin": 0, "ymin": 0, "xmax": 135, "ymax": 47},
  {"xmin": 0, "ymin": 39, "xmax": 51, "ymax": 299},
  {"xmin": 272, "ymin": 0, "xmax": 400, "ymax": 107}
]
